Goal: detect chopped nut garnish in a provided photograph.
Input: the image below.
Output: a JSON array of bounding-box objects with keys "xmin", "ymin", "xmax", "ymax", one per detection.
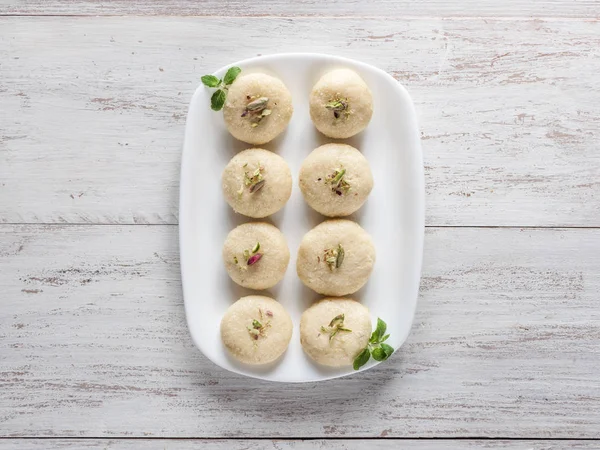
[
  {"xmin": 239, "ymin": 164, "xmax": 266, "ymax": 195},
  {"xmin": 320, "ymin": 313, "xmax": 352, "ymax": 341},
  {"xmin": 246, "ymin": 97, "xmax": 268, "ymax": 112},
  {"xmin": 325, "ymin": 167, "xmax": 351, "ymax": 195},
  {"xmin": 233, "ymin": 242, "xmax": 262, "ymax": 270},
  {"xmin": 241, "ymin": 96, "xmax": 271, "ymax": 127},
  {"xmin": 335, "ymin": 245, "xmax": 344, "ymax": 268},
  {"xmin": 247, "ymin": 253, "xmax": 263, "ymax": 266},
  {"xmin": 325, "ymin": 98, "xmax": 349, "ymax": 119},
  {"xmin": 249, "ymin": 179, "xmax": 265, "ymax": 193},
  {"xmin": 247, "ymin": 316, "xmax": 271, "ymax": 340},
  {"xmin": 323, "ymin": 244, "xmax": 344, "ymax": 271}
]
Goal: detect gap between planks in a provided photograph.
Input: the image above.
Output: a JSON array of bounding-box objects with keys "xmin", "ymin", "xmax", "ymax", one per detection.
[
  {"xmin": 1, "ymin": 437, "xmax": 599, "ymax": 440},
  {"xmin": 0, "ymin": 14, "xmax": 599, "ymax": 20}
]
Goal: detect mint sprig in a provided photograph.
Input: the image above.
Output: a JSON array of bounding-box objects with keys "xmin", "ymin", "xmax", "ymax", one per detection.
[
  {"xmin": 223, "ymin": 66, "xmax": 241, "ymax": 85},
  {"xmin": 201, "ymin": 66, "xmax": 242, "ymax": 111},
  {"xmin": 353, "ymin": 318, "xmax": 394, "ymax": 370}
]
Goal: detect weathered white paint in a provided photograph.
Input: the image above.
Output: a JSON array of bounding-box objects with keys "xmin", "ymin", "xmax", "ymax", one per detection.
[
  {"xmin": 0, "ymin": 439, "xmax": 596, "ymax": 449},
  {"xmin": 1, "ymin": 0, "xmax": 599, "ymax": 18},
  {"xmin": 1, "ymin": 17, "xmax": 599, "ymax": 226},
  {"xmin": 1, "ymin": 225, "xmax": 598, "ymax": 438}
]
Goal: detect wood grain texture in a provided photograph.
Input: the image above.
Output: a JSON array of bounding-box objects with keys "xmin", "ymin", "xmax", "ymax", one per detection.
[
  {"xmin": 0, "ymin": 439, "xmax": 597, "ymax": 449},
  {"xmin": 1, "ymin": 0, "xmax": 599, "ymax": 18},
  {"xmin": 1, "ymin": 17, "xmax": 599, "ymax": 226},
  {"xmin": 1, "ymin": 225, "xmax": 598, "ymax": 438}
]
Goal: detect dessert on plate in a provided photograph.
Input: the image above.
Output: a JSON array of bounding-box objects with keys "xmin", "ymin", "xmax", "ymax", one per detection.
[
  {"xmin": 222, "ymin": 148, "xmax": 292, "ymax": 218},
  {"xmin": 309, "ymin": 68, "xmax": 373, "ymax": 139},
  {"xmin": 221, "ymin": 295, "xmax": 293, "ymax": 365},
  {"xmin": 222, "ymin": 222, "xmax": 290, "ymax": 290},
  {"xmin": 299, "ymin": 143, "xmax": 374, "ymax": 217},
  {"xmin": 296, "ymin": 219, "xmax": 376, "ymax": 296},
  {"xmin": 300, "ymin": 297, "xmax": 372, "ymax": 367},
  {"xmin": 223, "ymin": 72, "xmax": 293, "ymax": 145}
]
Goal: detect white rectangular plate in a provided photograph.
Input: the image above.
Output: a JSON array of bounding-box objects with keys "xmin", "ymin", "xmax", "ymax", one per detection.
[{"xmin": 180, "ymin": 53, "xmax": 424, "ymax": 382}]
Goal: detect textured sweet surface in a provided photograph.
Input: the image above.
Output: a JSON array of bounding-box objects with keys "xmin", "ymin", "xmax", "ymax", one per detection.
[
  {"xmin": 220, "ymin": 295, "xmax": 293, "ymax": 365},
  {"xmin": 309, "ymin": 68, "xmax": 373, "ymax": 139},
  {"xmin": 222, "ymin": 222, "xmax": 290, "ymax": 290},
  {"xmin": 296, "ymin": 220, "xmax": 376, "ymax": 296},
  {"xmin": 223, "ymin": 73, "xmax": 293, "ymax": 145},
  {"xmin": 222, "ymin": 148, "xmax": 292, "ymax": 218},
  {"xmin": 299, "ymin": 143, "xmax": 374, "ymax": 217},
  {"xmin": 300, "ymin": 298, "xmax": 372, "ymax": 367}
]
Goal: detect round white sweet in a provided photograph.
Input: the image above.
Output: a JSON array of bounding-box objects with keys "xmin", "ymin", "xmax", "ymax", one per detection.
[
  {"xmin": 309, "ymin": 68, "xmax": 373, "ymax": 139},
  {"xmin": 300, "ymin": 298, "xmax": 371, "ymax": 367},
  {"xmin": 299, "ymin": 143, "xmax": 373, "ymax": 217},
  {"xmin": 222, "ymin": 148, "xmax": 292, "ymax": 218},
  {"xmin": 221, "ymin": 295, "xmax": 293, "ymax": 365},
  {"xmin": 296, "ymin": 220, "xmax": 376, "ymax": 296},
  {"xmin": 223, "ymin": 72, "xmax": 293, "ymax": 145},
  {"xmin": 222, "ymin": 222, "xmax": 290, "ymax": 290}
]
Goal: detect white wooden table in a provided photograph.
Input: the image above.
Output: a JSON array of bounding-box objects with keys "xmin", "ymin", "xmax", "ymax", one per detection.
[{"xmin": 1, "ymin": 1, "xmax": 599, "ymax": 449}]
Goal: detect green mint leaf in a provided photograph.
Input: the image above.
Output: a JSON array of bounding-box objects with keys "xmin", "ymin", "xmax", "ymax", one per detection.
[
  {"xmin": 201, "ymin": 75, "xmax": 220, "ymax": 88},
  {"xmin": 375, "ymin": 318, "xmax": 387, "ymax": 342},
  {"xmin": 380, "ymin": 343, "xmax": 394, "ymax": 359},
  {"xmin": 369, "ymin": 318, "xmax": 386, "ymax": 344},
  {"xmin": 353, "ymin": 347, "xmax": 371, "ymax": 370},
  {"xmin": 380, "ymin": 334, "xmax": 390, "ymax": 342},
  {"xmin": 372, "ymin": 347, "xmax": 386, "ymax": 361},
  {"xmin": 223, "ymin": 66, "xmax": 242, "ymax": 85},
  {"xmin": 211, "ymin": 89, "xmax": 226, "ymax": 111}
]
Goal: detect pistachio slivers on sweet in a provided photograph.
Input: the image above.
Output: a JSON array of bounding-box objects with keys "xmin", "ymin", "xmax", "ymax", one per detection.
[
  {"xmin": 247, "ymin": 253, "xmax": 263, "ymax": 266},
  {"xmin": 249, "ymin": 179, "xmax": 265, "ymax": 193},
  {"xmin": 233, "ymin": 242, "xmax": 262, "ymax": 269},
  {"xmin": 247, "ymin": 315, "xmax": 271, "ymax": 341},
  {"xmin": 323, "ymin": 244, "xmax": 344, "ymax": 271},
  {"xmin": 239, "ymin": 164, "xmax": 266, "ymax": 197},
  {"xmin": 325, "ymin": 167, "xmax": 351, "ymax": 196},
  {"xmin": 335, "ymin": 245, "xmax": 344, "ymax": 268},
  {"xmin": 320, "ymin": 313, "xmax": 352, "ymax": 341},
  {"xmin": 241, "ymin": 96, "xmax": 271, "ymax": 127},
  {"xmin": 246, "ymin": 97, "xmax": 268, "ymax": 112},
  {"xmin": 328, "ymin": 314, "xmax": 345, "ymax": 328},
  {"xmin": 325, "ymin": 98, "xmax": 349, "ymax": 119}
]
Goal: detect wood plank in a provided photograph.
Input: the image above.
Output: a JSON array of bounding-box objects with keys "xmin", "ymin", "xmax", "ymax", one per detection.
[
  {"xmin": 1, "ymin": 225, "xmax": 598, "ymax": 438},
  {"xmin": 0, "ymin": 439, "xmax": 597, "ymax": 449},
  {"xmin": 1, "ymin": 17, "xmax": 599, "ymax": 227},
  {"xmin": 1, "ymin": 0, "xmax": 599, "ymax": 18},
  {"xmin": 0, "ymin": 18, "xmax": 600, "ymax": 226}
]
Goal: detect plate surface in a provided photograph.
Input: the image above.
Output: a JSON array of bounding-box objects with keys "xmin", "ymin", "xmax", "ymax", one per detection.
[{"xmin": 180, "ymin": 53, "xmax": 424, "ymax": 382}]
